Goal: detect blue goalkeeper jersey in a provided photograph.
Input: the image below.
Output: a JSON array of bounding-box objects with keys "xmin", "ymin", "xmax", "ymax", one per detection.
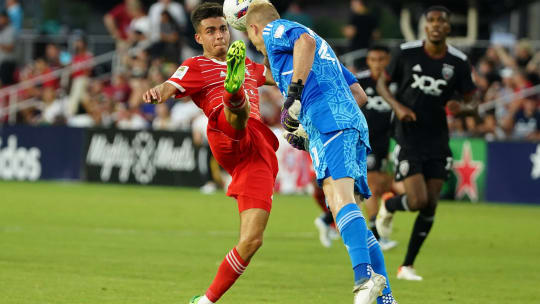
[{"xmin": 263, "ymin": 19, "xmax": 369, "ymax": 137}]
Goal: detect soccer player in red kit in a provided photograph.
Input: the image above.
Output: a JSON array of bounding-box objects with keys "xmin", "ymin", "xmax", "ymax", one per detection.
[{"xmin": 142, "ymin": 3, "xmax": 278, "ymax": 304}]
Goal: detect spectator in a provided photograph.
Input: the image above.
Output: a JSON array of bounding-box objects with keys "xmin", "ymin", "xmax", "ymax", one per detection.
[
  {"xmin": 502, "ymin": 98, "xmax": 540, "ymax": 140},
  {"xmin": 39, "ymin": 86, "xmax": 65, "ymax": 124},
  {"xmin": 342, "ymin": 0, "xmax": 379, "ymax": 52},
  {"xmin": 149, "ymin": 10, "xmax": 182, "ymax": 63},
  {"xmin": 170, "ymin": 98, "xmax": 202, "ymax": 131},
  {"xmin": 127, "ymin": 1, "xmax": 151, "ymax": 49},
  {"xmin": 103, "ymin": 0, "xmax": 140, "ymax": 50},
  {"xmin": 493, "ymin": 41, "xmax": 534, "ymax": 72},
  {"xmin": 5, "ymin": 0, "xmax": 22, "ymax": 32},
  {"xmin": 115, "ymin": 103, "xmax": 147, "ymax": 130},
  {"xmin": 282, "ymin": 1, "xmax": 313, "ymax": 28},
  {"xmin": 104, "ymin": 73, "xmax": 131, "ymax": 105},
  {"xmin": 67, "ymin": 36, "xmax": 93, "ymax": 116},
  {"xmin": 152, "ymin": 103, "xmax": 175, "ymax": 130},
  {"xmin": 0, "ymin": 11, "xmax": 15, "ymax": 86},
  {"xmin": 148, "ymin": 0, "xmax": 186, "ymax": 43},
  {"xmin": 45, "ymin": 43, "xmax": 62, "ymax": 70},
  {"xmin": 181, "ymin": 0, "xmax": 202, "ymax": 57}
]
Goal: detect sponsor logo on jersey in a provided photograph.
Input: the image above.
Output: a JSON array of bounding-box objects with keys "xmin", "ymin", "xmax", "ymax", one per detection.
[
  {"xmin": 274, "ymin": 25, "xmax": 285, "ymax": 39},
  {"xmin": 173, "ymin": 66, "xmax": 189, "ymax": 80},
  {"xmin": 0, "ymin": 135, "xmax": 41, "ymax": 181},
  {"xmin": 442, "ymin": 64, "xmax": 455, "ymax": 80},
  {"xmin": 366, "ymin": 95, "xmax": 392, "ymax": 112},
  {"xmin": 220, "ymin": 70, "xmax": 227, "ymax": 78},
  {"xmin": 412, "ymin": 64, "xmax": 423, "ymax": 72},
  {"xmin": 411, "ymin": 74, "xmax": 447, "ymax": 96},
  {"xmin": 399, "ymin": 160, "xmax": 410, "ymax": 177},
  {"xmin": 318, "ymin": 40, "xmax": 335, "ymax": 62}
]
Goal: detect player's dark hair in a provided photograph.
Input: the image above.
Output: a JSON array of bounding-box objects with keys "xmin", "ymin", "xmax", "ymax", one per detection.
[
  {"xmin": 368, "ymin": 45, "xmax": 390, "ymax": 54},
  {"xmin": 424, "ymin": 5, "xmax": 451, "ymax": 18},
  {"xmin": 190, "ymin": 2, "xmax": 224, "ymax": 32}
]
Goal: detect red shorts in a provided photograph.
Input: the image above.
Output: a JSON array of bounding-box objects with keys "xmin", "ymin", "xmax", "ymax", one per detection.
[{"xmin": 207, "ymin": 107, "xmax": 279, "ymax": 212}]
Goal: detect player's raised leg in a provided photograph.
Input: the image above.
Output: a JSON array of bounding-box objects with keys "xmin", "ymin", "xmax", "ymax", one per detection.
[{"xmin": 223, "ymin": 40, "xmax": 249, "ymax": 130}]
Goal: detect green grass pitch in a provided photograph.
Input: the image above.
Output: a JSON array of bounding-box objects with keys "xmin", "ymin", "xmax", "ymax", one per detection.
[{"xmin": 1, "ymin": 181, "xmax": 539, "ymax": 303}]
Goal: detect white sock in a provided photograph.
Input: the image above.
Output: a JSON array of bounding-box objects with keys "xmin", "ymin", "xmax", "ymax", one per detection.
[{"xmin": 198, "ymin": 296, "xmax": 214, "ymax": 304}]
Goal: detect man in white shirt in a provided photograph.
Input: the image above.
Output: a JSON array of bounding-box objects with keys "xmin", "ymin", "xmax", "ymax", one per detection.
[{"xmin": 148, "ymin": 0, "xmax": 186, "ymax": 42}]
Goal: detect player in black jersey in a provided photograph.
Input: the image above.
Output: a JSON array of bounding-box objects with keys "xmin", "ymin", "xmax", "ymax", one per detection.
[
  {"xmin": 375, "ymin": 6, "xmax": 477, "ymax": 281},
  {"xmin": 357, "ymin": 45, "xmax": 398, "ymax": 251}
]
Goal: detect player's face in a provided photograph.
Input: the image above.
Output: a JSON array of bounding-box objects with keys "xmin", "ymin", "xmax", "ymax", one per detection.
[
  {"xmin": 195, "ymin": 17, "xmax": 231, "ymax": 59},
  {"xmin": 247, "ymin": 23, "xmax": 267, "ymax": 56},
  {"xmin": 366, "ymin": 50, "xmax": 389, "ymax": 75},
  {"xmin": 425, "ymin": 11, "xmax": 451, "ymax": 44}
]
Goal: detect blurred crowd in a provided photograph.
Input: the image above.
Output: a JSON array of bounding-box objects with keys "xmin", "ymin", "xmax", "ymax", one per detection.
[
  {"xmin": 448, "ymin": 41, "xmax": 540, "ymax": 141},
  {"xmin": 0, "ymin": 0, "xmax": 539, "ymax": 142},
  {"xmin": 0, "ymin": 0, "xmax": 284, "ymax": 142}
]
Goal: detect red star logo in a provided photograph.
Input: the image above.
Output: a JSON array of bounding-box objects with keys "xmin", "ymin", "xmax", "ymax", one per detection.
[{"xmin": 454, "ymin": 141, "xmax": 483, "ymax": 201}]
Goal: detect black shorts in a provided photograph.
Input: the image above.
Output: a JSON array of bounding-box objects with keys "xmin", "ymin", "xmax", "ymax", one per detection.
[
  {"xmin": 367, "ymin": 137, "xmax": 390, "ymax": 172},
  {"xmin": 393, "ymin": 145, "xmax": 453, "ymax": 181}
]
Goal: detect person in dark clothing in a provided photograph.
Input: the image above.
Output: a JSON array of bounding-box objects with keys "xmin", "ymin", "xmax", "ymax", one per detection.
[{"xmin": 343, "ymin": 0, "xmax": 379, "ymax": 52}]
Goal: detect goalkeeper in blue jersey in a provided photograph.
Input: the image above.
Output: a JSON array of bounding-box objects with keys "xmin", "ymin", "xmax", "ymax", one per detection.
[{"xmin": 245, "ymin": 1, "xmax": 397, "ymax": 304}]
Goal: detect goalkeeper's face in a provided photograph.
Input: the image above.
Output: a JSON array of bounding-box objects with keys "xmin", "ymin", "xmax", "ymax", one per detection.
[
  {"xmin": 196, "ymin": 17, "xmax": 231, "ymax": 59},
  {"xmin": 246, "ymin": 23, "xmax": 267, "ymax": 56}
]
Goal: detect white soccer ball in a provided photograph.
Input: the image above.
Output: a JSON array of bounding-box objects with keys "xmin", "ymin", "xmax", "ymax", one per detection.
[{"xmin": 223, "ymin": 0, "xmax": 266, "ymax": 32}]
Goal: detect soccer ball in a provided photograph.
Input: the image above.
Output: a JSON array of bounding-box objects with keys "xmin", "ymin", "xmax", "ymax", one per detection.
[{"xmin": 223, "ymin": 0, "xmax": 266, "ymax": 32}]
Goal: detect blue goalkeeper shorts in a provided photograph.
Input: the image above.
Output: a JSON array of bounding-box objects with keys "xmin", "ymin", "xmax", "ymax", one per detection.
[{"xmin": 307, "ymin": 128, "xmax": 371, "ymax": 199}]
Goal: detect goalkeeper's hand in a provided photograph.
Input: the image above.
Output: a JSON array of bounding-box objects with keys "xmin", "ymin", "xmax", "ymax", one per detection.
[
  {"xmin": 280, "ymin": 80, "xmax": 304, "ymax": 132},
  {"xmin": 283, "ymin": 125, "xmax": 309, "ymax": 151}
]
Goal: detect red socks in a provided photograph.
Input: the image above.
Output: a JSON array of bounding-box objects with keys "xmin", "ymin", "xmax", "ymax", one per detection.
[
  {"xmin": 223, "ymin": 87, "xmax": 247, "ymax": 109},
  {"xmin": 205, "ymin": 247, "xmax": 249, "ymax": 302}
]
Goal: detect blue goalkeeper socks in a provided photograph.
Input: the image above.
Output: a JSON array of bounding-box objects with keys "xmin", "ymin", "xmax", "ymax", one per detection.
[
  {"xmin": 367, "ymin": 229, "xmax": 392, "ymax": 297},
  {"xmin": 336, "ymin": 203, "xmax": 371, "ymax": 285},
  {"xmin": 378, "ymin": 293, "xmax": 396, "ymax": 304}
]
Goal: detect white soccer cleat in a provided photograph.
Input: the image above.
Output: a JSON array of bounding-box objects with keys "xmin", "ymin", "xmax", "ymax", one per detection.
[
  {"xmin": 379, "ymin": 238, "xmax": 398, "ymax": 251},
  {"xmin": 329, "ymin": 226, "xmax": 340, "ymax": 240},
  {"xmin": 397, "ymin": 266, "xmax": 423, "ymax": 281},
  {"xmin": 353, "ymin": 273, "xmax": 386, "ymax": 304},
  {"xmin": 314, "ymin": 217, "xmax": 332, "ymax": 248},
  {"xmin": 376, "ymin": 197, "xmax": 394, "ymax": 239}
]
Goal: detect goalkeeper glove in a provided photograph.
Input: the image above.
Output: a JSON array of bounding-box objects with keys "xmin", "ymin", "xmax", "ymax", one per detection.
[
  {"xmin": 280, "ymin": 80, "xmax": 304, "ymax": 132},
  {"xmin": 283, "ymin": 125, "xmax": 309, "ymax": 151}
]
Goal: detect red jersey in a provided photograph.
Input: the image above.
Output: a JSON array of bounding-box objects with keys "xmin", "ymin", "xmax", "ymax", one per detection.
[
  {"xmin": 72, "ymin": 52, "xmax": 93, "ymax": 78},
  {"xmin": 165, "ymin": 56, "xmax": 266, "ymax": 120}
]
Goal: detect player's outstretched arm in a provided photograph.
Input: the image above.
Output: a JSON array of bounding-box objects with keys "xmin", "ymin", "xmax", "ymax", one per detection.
[
  {"xmin": 142, "ymin": 82, "xmax": 177, "ymax": 104},
  {"xmin": 291, "ymin": 33, "xmax": 316, "ymax": 84},
  {"xmin": 376, "ymin": 75, "xmax": 416, "ymax": 122},
  {"xmin": 280, "ymin": 33, "xmax": 316, "ymax": 132},
  {"xmin": 349, "ymin": 82, "xmax": 368, "ymax": 107}
]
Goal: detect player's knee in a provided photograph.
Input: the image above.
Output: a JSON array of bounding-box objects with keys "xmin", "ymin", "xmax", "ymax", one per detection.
[
  {"xmin": 227, "ymin": 114, "xmax": 248, "ymax": 130},
  {"xmin": 238, "ymin": 235, "xmax": 263, "ymax": 256},
  {"xmin": 225, "ymin": 104, "xmax": 249, "ymax": 130},
  {"xmin": 408, "ymin": 194, "xmax": 429, "ymax": 211}
]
